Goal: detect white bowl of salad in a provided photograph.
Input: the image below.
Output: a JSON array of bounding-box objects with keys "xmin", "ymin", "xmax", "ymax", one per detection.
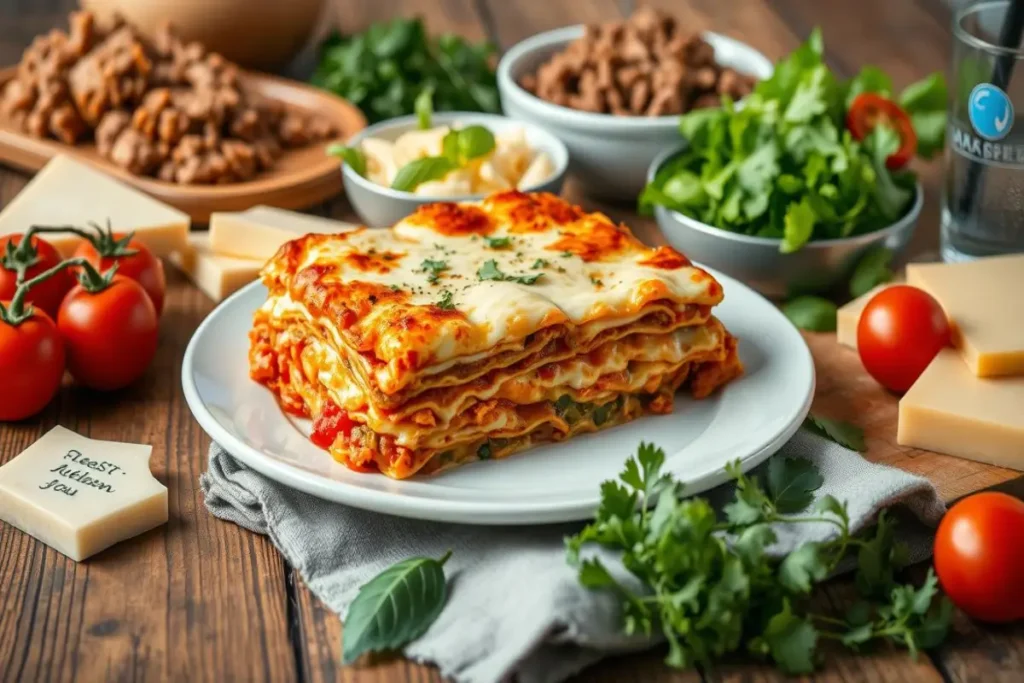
[{"xmin": 642, "ymin": 30, "xmax": 946, "ymax": 300}]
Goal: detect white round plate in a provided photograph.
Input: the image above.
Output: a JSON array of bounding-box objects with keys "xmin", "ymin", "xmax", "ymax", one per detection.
[{"xmin": 182, "ymin": 269, "xmax": 814, "ymax": 525}]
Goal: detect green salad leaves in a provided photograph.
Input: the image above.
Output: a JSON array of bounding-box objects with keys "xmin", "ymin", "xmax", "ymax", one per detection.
[
  {"xmin": 566, "ymin": 441, "xmax": 951, "ymax": 674},
  {"xmin": 312, "ymin": 18, "xmax": 500, "ymax": 124},
  {"xmin": 640, "ymin": 29, "xmax": 946, "ymax": 252}
]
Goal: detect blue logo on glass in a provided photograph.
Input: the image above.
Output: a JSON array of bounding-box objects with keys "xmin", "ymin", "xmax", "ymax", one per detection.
[{"xmin": 969, "ymin": 83, "xmax": 1014, "ymax": 141}]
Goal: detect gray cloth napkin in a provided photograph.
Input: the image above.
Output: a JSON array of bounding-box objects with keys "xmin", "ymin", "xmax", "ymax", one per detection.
[{"xmin": 200, "ymin": 429, "xmax": 946, "ymax": 683}]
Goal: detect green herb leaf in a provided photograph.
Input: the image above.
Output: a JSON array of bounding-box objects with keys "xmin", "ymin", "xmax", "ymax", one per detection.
[
  {"xmin": 782, "ymin": 296, "xmax": 837, "ymax": 332},
  {"xmin": 532, "ymin": 258, "xmax": 548, "ymax": 269},
  {"xmin": 415, "ymin": 86, "xmax": 434, "ymax": 130},
  {"xmin": 763, "ymin": 600, "xmax": 819, "ymax": 674},
  {"xmin": 849, "ymin": 245, "xmax": 894, "ymax": 298},
  {"xmin": 483, "ymin": 236, "xmax": 511, "ymax": 249},
  {"xmin": 326, "ymin": 144, "xmax": 367, "ymax": 177},
  {"xmin": 781, "ymin": 198, "xmax": 817, "ymax": 253},
  {"xmin": 845, "ymin": 65, "xmax": 893, "ymax": 107},
  {"xmin": 476, "ymin": 259, "xmax": 542, "ymax": 285},
  {"xmin": 391, "ymin": 156, "xmax": 457, "ymax": 192},
  {"xmin": 779, "ymin": 542, "xmax": 829, "ymax": 593},
  {"xmin": 767, "ymin": 457, "xmax": 824, "ymax": 514},
  {"xmin": 420, "ymin": 258, "xmax": 448, "ymax": 283},
  {"xmin": 342, "ymin": 551, "xmax": 451, "ymax": 663},
  {"xmin": 436, "ymin": 289, "xmax": 455, "ymax": 310},
  {"xmin": 805, "ymin": 414, "xmax": 866, "ymax": 452},
  {"xmin": 899, "ymin": 73, "xmax": 948, "ymax": 158}
]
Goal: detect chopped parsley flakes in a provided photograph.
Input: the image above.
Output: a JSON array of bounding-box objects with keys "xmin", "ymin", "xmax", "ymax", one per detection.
[
  {"xmin": 532, "ymin": 258, "xmax": 549, "ymax": 269},
  {"xmin": 483, "ymin": 236, "xmax": 512, "ymax": 249},
  {"xmin": 560, "ymin": 251, "xmax": 573, "ymax": 258},
  {"xmin": 436, "ymin": 289, "xmax": 455, "ymax": 310},
  {"xmin": 590, "ymin": 275, "xmax": 603, "ymax": 286},
  {"xmin": 420, "ymin": 258, "xmax": 448, "ymax": 283},
  {"xmin": 477, "ymin": 259, "xmax": 543, "ymax": 285}
]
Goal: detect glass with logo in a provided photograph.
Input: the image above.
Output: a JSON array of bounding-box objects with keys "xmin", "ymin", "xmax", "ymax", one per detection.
[{"xmin": 944, "ymin": 0, "xmax": 1024, "ymax": 261}]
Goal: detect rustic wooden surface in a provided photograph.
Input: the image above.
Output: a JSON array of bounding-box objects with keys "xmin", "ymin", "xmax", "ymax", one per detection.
[{"xmin": 1, "ymin": 1, "xmax": 1022, "ymax": 682}]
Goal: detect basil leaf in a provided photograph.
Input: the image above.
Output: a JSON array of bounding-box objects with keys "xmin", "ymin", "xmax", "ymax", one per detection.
[
  {"xmin": 342, "ymin": 551, "xmax": 451, "ymax": 663},
  {"xmin": 326, "ymin": 144, "xmax": 367, "ymax": 177},
  {"xmin": 804, "ymin": 414, "xmax": 866, "ymax": 452},
  {"xmin": 457, "ymin": 125, "xmax": 496, "ymax": 161},
  {"xmin": 849, "ymin": 245, "xmax": 894, "ymax": 298},
  {"xmin": 782, "ymin": 296, "xmax": 837, "ymax": 332},
  {"xmin": 415, "ymin": 86, "xmax": 434, "ymax": 130},
  {"xmin": 391, "ymin": 156, "xmax": 457, "ymax": 192}
]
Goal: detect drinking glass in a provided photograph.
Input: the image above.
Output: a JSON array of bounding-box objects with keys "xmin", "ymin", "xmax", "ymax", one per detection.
[{"xmin": 944, "ymin": 0, "xmax": 1024, "ymax": 261}]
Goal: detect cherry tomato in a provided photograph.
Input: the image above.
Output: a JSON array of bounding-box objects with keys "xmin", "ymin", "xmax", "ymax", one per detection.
[
  {"xmin": 74, "ymin": 235, "xmax": 166, "ymax": 316},
  {"xmin": 0, "ymin": 234, "xmax": 75, "ymax": 319},
  {"xmin": 847, "ymin": 93, "xmax": 918, "ymax": 169},
  {"xmin": 57, "ymin": 276, "xmax": 159, "ymax": 391},
  {"xmin": 857, "ymin": 285, "xmax": 949, "ymax": 393},
  {"xmin": 934, "ymin": 492, "xmax": 1024, "ymax": 623},
  {"xmin": 0, "ymin": 306, "xmax": 65, "ymax": 420}
]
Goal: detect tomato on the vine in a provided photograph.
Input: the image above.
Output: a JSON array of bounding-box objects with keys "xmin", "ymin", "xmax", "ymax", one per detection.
[
  {"xmin": 847, "ymin": 93, "xmax": 918, "ymax": 169},
  {"xmin": 0, "ymin": 305, "xmax": 65, "ymax": 421},
  {"xmin": 73, "ymin": 228, "xmax": 166, "ymax": 316},
  {"xmin": 0, "ymin": 234, "xmax": 75, "ymax": 319},
  {"xmin": 58, "ymin": 274, "xmax": 159, "ymax": 391},
  {"xmin": 934, "ymin": 492, "xmax": 1024, "ymax": 623},
  {"xmin": 857, "ymin": 285, "xmax": 949, "ymax": 393}
]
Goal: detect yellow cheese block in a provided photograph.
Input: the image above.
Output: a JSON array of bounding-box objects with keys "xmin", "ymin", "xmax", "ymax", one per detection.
[
  {"xmin": 0, "ymin": 155, "xmax": 189, "ymax": 258},
  {"xmin": 836, "ymin": 284, "xmax": 895, "ymax": 349},
  {"xmin": 170, "ymin": 233, "xmax": 262, "ymax": 301},
  {"xmin": 209, "ymin": 206, "xmax": 357, "ymax": 261},
  {"xmin": 0, "ymin": 426, "xmax": 167, "ymax": 562},
  {"xmin": 898, "ymin": 349, "xmax": 1024, "ymax": 470},
  {"xmin": 907, "ymin": 254, "xmax": 1024, "ymax": 377}
]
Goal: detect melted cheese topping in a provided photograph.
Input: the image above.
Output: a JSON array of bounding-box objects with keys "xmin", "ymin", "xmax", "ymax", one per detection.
[{"xmin": 259, "ymin": 191, "xmax": 722, "ymax": 395}]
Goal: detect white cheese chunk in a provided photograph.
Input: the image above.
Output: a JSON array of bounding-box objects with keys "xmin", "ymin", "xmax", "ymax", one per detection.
[
  {"xmin": 170, "ymin": 232, "xmax": 262, "ymax": 301},
  {"xmin": 0, "ymin": 155, "xmax": 190, "ymax": 257},
  {"xmin": 209, "ymin": 205, "xmax": 357, "ymax": 261},
  {"xmin": 0, "ymin": 426, "xmax": 167, "ymax": 561}
]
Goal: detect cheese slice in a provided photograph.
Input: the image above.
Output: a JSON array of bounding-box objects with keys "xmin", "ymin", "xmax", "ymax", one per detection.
[
  {"xmin": 209, "ymin": 206, "xmax": 357, "ymax": 261},
  {"xmin": 0, "ymin": 426, "xmax": 167, "ymax": 561},
  {"xmin": 0, "ymin": 155, "xmax": 189, "ymax": 258},
  {"xmin": 170, "ymin": 232, "xmax": 262, "ymax": 301},
  {"xmin": 907, "ymin": 254, "xmax": 1024, "ymax": 377},
  {"xmin": 898, "ymin": 349, "xmax": 1024, "ymax": 470}
]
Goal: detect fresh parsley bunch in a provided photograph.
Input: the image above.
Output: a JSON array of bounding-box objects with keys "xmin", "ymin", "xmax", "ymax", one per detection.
[
  {"xmin": 566, "ymin": 439, "xmax": 952, "ymax": 674},
  {"xmin": 312, "ymin": 18, "xmax": 500, "ymax": 124},
  {"xmin": 639, "ymin": 29, "xmax": 947, "ymax": 253}
]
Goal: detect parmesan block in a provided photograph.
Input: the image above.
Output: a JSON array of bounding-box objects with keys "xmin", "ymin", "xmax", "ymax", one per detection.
[
  {"xmin": 0, "ymin": 155, "xmax": 189, "ymax": 257},
  {"xmin": 209, "ymin": 205, "xmax": 357, "ymax": 261},
  {"xmin": 898, "ymin": 349, "xmax": 1024, "ymax": 470},
  {"xmin": 170, "ymin": 232, "xmax": 262, "ymax": 301},
  {"xmin": 0, "ymin": 426, "xmax": 167, "ymax": 561},
  {"xmin": 907, "ymin": 254, "xmax": 1024, "ymax": 377}
]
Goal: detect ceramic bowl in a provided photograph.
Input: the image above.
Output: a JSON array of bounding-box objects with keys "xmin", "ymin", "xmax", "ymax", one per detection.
[
  {"xmin": 496, "ymin": 25, "xmax": 773, "ymax": 201},
  {"xmin": 648, "ymin": 146, "xmax": 922, "ymax": 299},
  {"xmin": 340, "ymin": 112, "xmax": 569, "ymax": 227}
]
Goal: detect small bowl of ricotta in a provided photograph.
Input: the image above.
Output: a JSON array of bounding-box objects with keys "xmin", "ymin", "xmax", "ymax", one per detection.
[{"xmin": 333, "ymin": 111, "xmax": 569, "ymax": 226}]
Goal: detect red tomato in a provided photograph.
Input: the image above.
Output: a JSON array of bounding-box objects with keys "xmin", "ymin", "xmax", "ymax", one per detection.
[
  {"xmin": 847, "ymin": 93, "xmax": 918, "ymax": 169},
  {"xmin": 74, "ymin": 236, "xmax": 166, "ymax": 316},
  {"xmin": 857, "ymin": 285, "xmax": 949, "ymax": 393},
  {"xmin": 0, "ymin": 306, "xmax": 65, "ymax": 420},
  {"xmin": 934, "ymin": 492, "xmax": 1024, "ymax": 623},
  {"xmin": 0, "ymin": 234, "xmax": 75, "ymax": 319},
  {"xmin": 57, "ymin": 276, "xmax": 159, "ymax": 391},
  {"xmin": 311, "ymin": 401, "xmax": 356, "ymax": 449}
]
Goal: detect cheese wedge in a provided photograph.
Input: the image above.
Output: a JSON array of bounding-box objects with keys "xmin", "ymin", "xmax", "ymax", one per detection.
[
  {"xmin": 209, "ymin": 206, "xmax": 357, "ymax": 261},
  {"xmin": 0, "ymin": 155, "xmax": 189, "ymax": 258},
  {"xmin": 0, "ymin": 426, "xmax": 167, "ymax": 561},
  {"xmin": 898, "ymin": 349, "xmax": 1024, "ymax": 470},
  {"xmin": 170, "ymin": 233, "xmax": 262, "ymax": 301},
  {"xmin": 907, "ymin": 254, "xmax": 1024, "ymax": 377}
]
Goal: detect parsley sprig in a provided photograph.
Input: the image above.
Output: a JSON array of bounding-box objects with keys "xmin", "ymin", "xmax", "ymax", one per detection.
[{"xmin": 566, "ymin": 443, "xmax": 951, "ymax": 674}]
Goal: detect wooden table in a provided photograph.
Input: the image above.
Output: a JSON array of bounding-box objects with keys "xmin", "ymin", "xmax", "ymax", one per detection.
[{"xmin": 1, "ymin": 1, "xmax": 1023, "ymax": 681}]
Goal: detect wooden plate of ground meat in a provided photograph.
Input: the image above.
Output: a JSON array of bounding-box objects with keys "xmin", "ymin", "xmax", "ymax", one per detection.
[{"xmin": 0, "ymin": 12, "xmax": 367, "ymax": 221}]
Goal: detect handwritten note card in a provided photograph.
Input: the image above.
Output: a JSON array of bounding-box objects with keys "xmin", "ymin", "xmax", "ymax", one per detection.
[{"xmin": 0, "ymin": 425, "xmax": 167, "ymax": 561}]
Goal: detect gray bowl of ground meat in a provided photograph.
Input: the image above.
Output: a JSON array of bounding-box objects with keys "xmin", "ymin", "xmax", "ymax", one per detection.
[{"xmin": 497, "ymin": 23, "xmax": 773, "ymax": 201}]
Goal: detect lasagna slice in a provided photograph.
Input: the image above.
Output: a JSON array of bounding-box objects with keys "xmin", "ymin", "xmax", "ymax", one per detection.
[{"xmin": 249, "ymin": 191, "xmax": 743, "ymax": 479}]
